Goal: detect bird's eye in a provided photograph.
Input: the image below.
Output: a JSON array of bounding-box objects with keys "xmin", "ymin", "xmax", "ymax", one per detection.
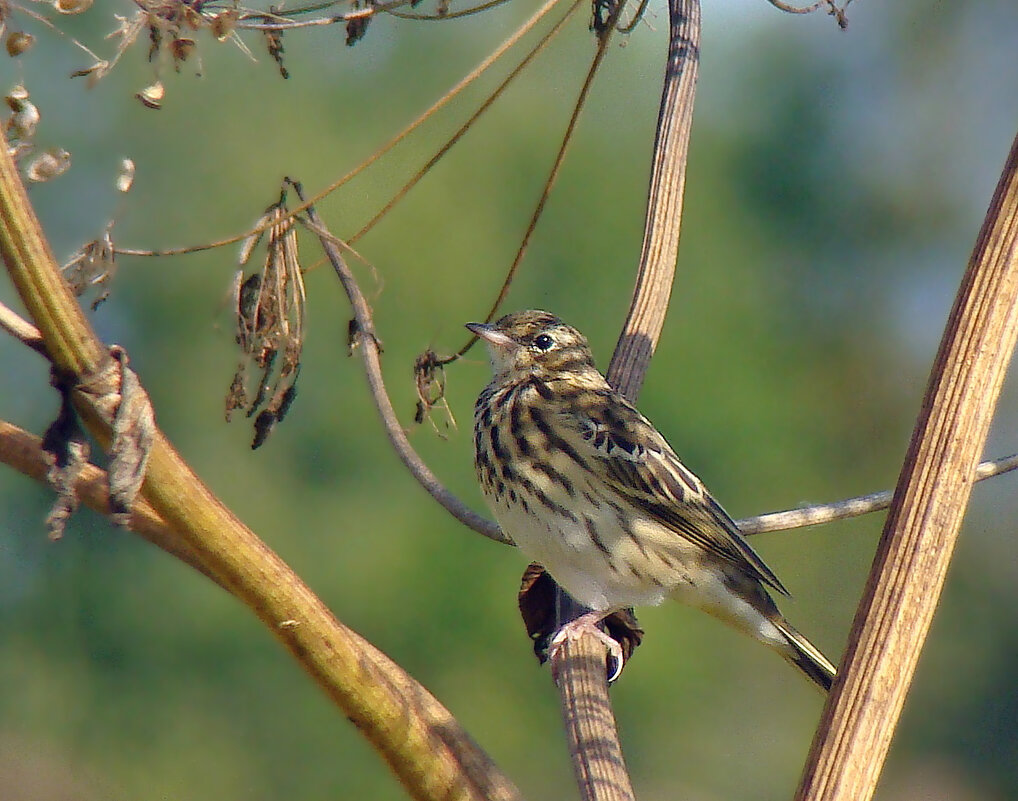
[{"xmin": 533, "ymin": 334, "xmax": 555, "ymax": 351}]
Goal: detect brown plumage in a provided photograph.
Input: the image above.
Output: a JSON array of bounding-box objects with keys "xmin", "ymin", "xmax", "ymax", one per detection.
[{"xmin": 469, "ymin": 310, "xmax": 836, "ymax": 691}]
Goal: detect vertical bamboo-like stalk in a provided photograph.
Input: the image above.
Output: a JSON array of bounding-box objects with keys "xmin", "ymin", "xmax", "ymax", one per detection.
[
  {"xmin": 553, "ymin": 0, "xmax": 701, "ymax": 798},
  {"xmin": 795, "ymin": 129, "xmax": 1018, "ymax": 801}
]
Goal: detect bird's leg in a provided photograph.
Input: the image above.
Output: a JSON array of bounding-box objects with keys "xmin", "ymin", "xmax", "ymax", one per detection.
[{"xmin": 549, "ymin": 610, "xmax": 625, "ymax": 682}]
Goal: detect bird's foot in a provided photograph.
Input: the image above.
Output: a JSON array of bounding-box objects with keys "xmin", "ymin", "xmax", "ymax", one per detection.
[{"xmin": 549, "ymin": 611, "xmax": 624, "ymax": 683}]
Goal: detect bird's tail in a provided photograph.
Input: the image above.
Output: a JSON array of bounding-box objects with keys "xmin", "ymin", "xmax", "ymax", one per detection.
[{"xmin": 774, "ymin": 619, "xmax": 837, "ymax": 693}]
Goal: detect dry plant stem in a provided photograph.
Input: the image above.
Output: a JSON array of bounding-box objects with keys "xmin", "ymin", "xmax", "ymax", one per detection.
[
  {"xmin": 554, "ymin": 643, "xmax": 635, "ymax": 801},
  {"xmin": 605, "ymin": 0, "xmax": 700, "ymax": 401},
  {"xmin": 0, "ymin": 298, "xmax": 46, "ymax": 354},
  {"xmin": 115, "ymin": 0, "xmax": 567, "ymax": 261},
  {"xmin": 349, "ymin": 0, "xmax": 583, "ymax": 245},
  {"xmin": 298, "ymin": 199, "xmax": 510, "ymax": 545},
  {"xmin": 796, "ymin": 129, "xmax": 1018, "ymax": 801},
  {"xmin": 0, "ymin": 132, "xmax": 521, "ymax": 801},
  {"xmin": 736, "ymin": 453, "xmax": 1018, "ymax": 535},
  {"xmin": 551, "ymin": 2, "xmax": 701, "ymax": 800},
  {"xmin": 471, "ymin": 8, "xmax": 621, "ymax": 336}
]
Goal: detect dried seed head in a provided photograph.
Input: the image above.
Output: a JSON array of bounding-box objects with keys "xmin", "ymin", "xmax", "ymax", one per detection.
[
  {"xmin": 135, "ymin": 81, "xmax": 164, "ymax": 110},
  {"xmin": 26, "ymin": 148, "xmax": 71, "ymax": 182},
  {"xmin": 210, "ymin": 9, "xmax": 238, "ymax": 41},
  {"xmin": 54, "ymin": 0, "xmax": 94, "ymax": 14},
  {"xmin": 116, "ymin": 158, "xmax": 135, "ymax": 193},
  {"xmin": 6, "ymin": 31, "xmax": 35, "ymax": 57}
]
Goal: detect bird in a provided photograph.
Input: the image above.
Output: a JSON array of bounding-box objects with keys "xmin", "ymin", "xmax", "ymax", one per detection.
[{"xmin": 467, "ymin": 310, "xmax": 836, "ymax": 691}]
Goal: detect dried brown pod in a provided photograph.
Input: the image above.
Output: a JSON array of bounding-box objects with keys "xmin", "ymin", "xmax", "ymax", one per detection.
[
  {"xmin": 115, "ymin": 158, "xmax": 135, "ymax": 193},
  {"xmin": 54, "ymin": 0, "xmax": 93, "ymax": 14},
  {"xmin": 26, "ymin": 148, "xmax": 71, "ymax": 182},
  {"xmin": 171, "ymin": 37, "xmax": 196, "ymax": 64},
  {"xmin": 135, "ymin": 81, "xmax": 164, "ymax": 110},
  {"xmin": 63, "ymin": 227, "xmax": 116, "ymax": 309},
  {"xmin": 226, "ymin": 187, "xmax": 306, "ymax": 446},
  {"xmin": 6, "ymin": 31, "xmax": 35, "ymax": 57},
  {"xmin": 5, "ymin": 85, "xmax": 39, "ymax": 139}
]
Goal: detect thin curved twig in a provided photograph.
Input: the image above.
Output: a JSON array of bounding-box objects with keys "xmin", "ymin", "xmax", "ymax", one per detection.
[
  {"xmin": 737, "ymin": 453, "xmax": 1018, "ymax": 535},
  {"xmin": 448, "ymin": 0, "xmax": 625, "ymax": 361},
  {"xmin": 349, "ymin": 0, "xmax": 584, "ymax": 245},
  {"xmin": 115, "ymin": 0, "xmax": 568, "ymax": 263},
  {"xmin": 388, "ymin": 0, "xmax": 515, "ymax": 21},
  {"xmin": 294, "ymin": 186, "xmax": 509, "ymax": 544}
]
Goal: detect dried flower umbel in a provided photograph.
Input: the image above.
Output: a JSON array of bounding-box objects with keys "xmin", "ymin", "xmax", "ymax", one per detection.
[{"xmin": 227, "ymin": 188, "xmax": 306, "ymax": 448}]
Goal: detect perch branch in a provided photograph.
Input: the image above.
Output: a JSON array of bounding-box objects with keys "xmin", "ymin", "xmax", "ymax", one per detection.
[
  {"xmin": 0, "ymin": 127, "xmax": 522, "ymax": 801},
  {"xmin": 796, "ymin": 128, "xmax": 1018, "ymax": 801}
]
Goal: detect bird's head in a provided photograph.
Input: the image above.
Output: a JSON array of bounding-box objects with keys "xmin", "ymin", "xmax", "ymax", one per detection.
[{"xmin": 466, "ymin": 310, "xmax": 596, "ymax": 381}]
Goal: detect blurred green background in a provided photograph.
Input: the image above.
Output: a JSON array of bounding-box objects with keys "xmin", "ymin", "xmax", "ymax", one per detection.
[{"xmin": 2, "ymin": 1, "xmax": 1017, "ymax": 799}]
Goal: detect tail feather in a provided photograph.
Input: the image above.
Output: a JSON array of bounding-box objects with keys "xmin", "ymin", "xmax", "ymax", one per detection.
[{"xmin": 774, "ymin": 620, "xmax": 837, "ymax": 693}]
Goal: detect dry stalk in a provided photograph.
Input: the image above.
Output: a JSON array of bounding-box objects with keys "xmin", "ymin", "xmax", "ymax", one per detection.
[
  {"xmin": 549, "ymin": 0, "xmax": 702, "ymax": 798},
  {"xmin": 795, "ymin": 128, "xmax": 1018, "ymax": 801}
]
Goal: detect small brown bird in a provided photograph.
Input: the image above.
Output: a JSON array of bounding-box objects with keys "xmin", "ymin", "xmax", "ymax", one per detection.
[{"xmin": 468, "ymin": 310, "xmax": 836, "ymax": 690}]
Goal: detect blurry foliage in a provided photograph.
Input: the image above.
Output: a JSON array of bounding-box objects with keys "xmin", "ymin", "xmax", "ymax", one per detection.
[{"xmin": 1, "ymin": 1, "xmax": 1017, "ymax": 800}]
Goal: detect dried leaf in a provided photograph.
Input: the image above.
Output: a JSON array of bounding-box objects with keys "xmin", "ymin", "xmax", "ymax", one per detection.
[
  {"xmin": 518, "ymin": 563, "xmax": 643, "ymax": 677},
  {"xmin": 210, "ymin": 9, "xmax": 238, "ymax": 41},
  {"xmin": 263, "ymin": 29, "xmax": 288, "ymax": 79},
  {"xmin": 63, "ymin": 228, "xmax": 116, "ymax": 309},
  {"xmin": 105, "ymin": 347, "xmax": 155, "ymax": 526},
  {"xmin": 41, "ymin": 383, "xmax": 90, "ymax": 540}
]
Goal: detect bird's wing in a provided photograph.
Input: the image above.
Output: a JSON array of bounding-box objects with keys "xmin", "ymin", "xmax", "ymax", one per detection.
[{"xmin": 571, "ymin": 393, "xmax": 789, "ymax": 596}]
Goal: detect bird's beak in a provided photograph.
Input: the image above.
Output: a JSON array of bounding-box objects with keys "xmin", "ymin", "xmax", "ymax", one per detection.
[{"xmin": 466, "ymin": 322, "xmax": 515, "ymax": 349}]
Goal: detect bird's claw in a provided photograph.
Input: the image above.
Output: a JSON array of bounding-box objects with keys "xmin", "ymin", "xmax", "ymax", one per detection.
[{"xmin": 549, "ymin": 612, "xmax": 625, "ymax": 683}]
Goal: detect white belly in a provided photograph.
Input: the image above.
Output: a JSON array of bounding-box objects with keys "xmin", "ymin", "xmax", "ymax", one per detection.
[{"xmin": 486, "ymin": 466, "xmax": 700, "ymax": 611}]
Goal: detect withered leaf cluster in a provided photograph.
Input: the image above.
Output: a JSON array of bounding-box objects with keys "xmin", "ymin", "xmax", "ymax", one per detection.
[{"xmin": 227, "ymin": 188, "xmax": 306, "ymax": 449}]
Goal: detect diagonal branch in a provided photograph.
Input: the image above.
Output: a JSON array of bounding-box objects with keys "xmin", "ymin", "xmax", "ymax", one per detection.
[
  {"xmin": 795, "ymin": 127, "xmax": 1018, "ymax": 801},
  {"xmin": 0, "ymin": 126, "xmax": 522, "ymax": 801}
]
